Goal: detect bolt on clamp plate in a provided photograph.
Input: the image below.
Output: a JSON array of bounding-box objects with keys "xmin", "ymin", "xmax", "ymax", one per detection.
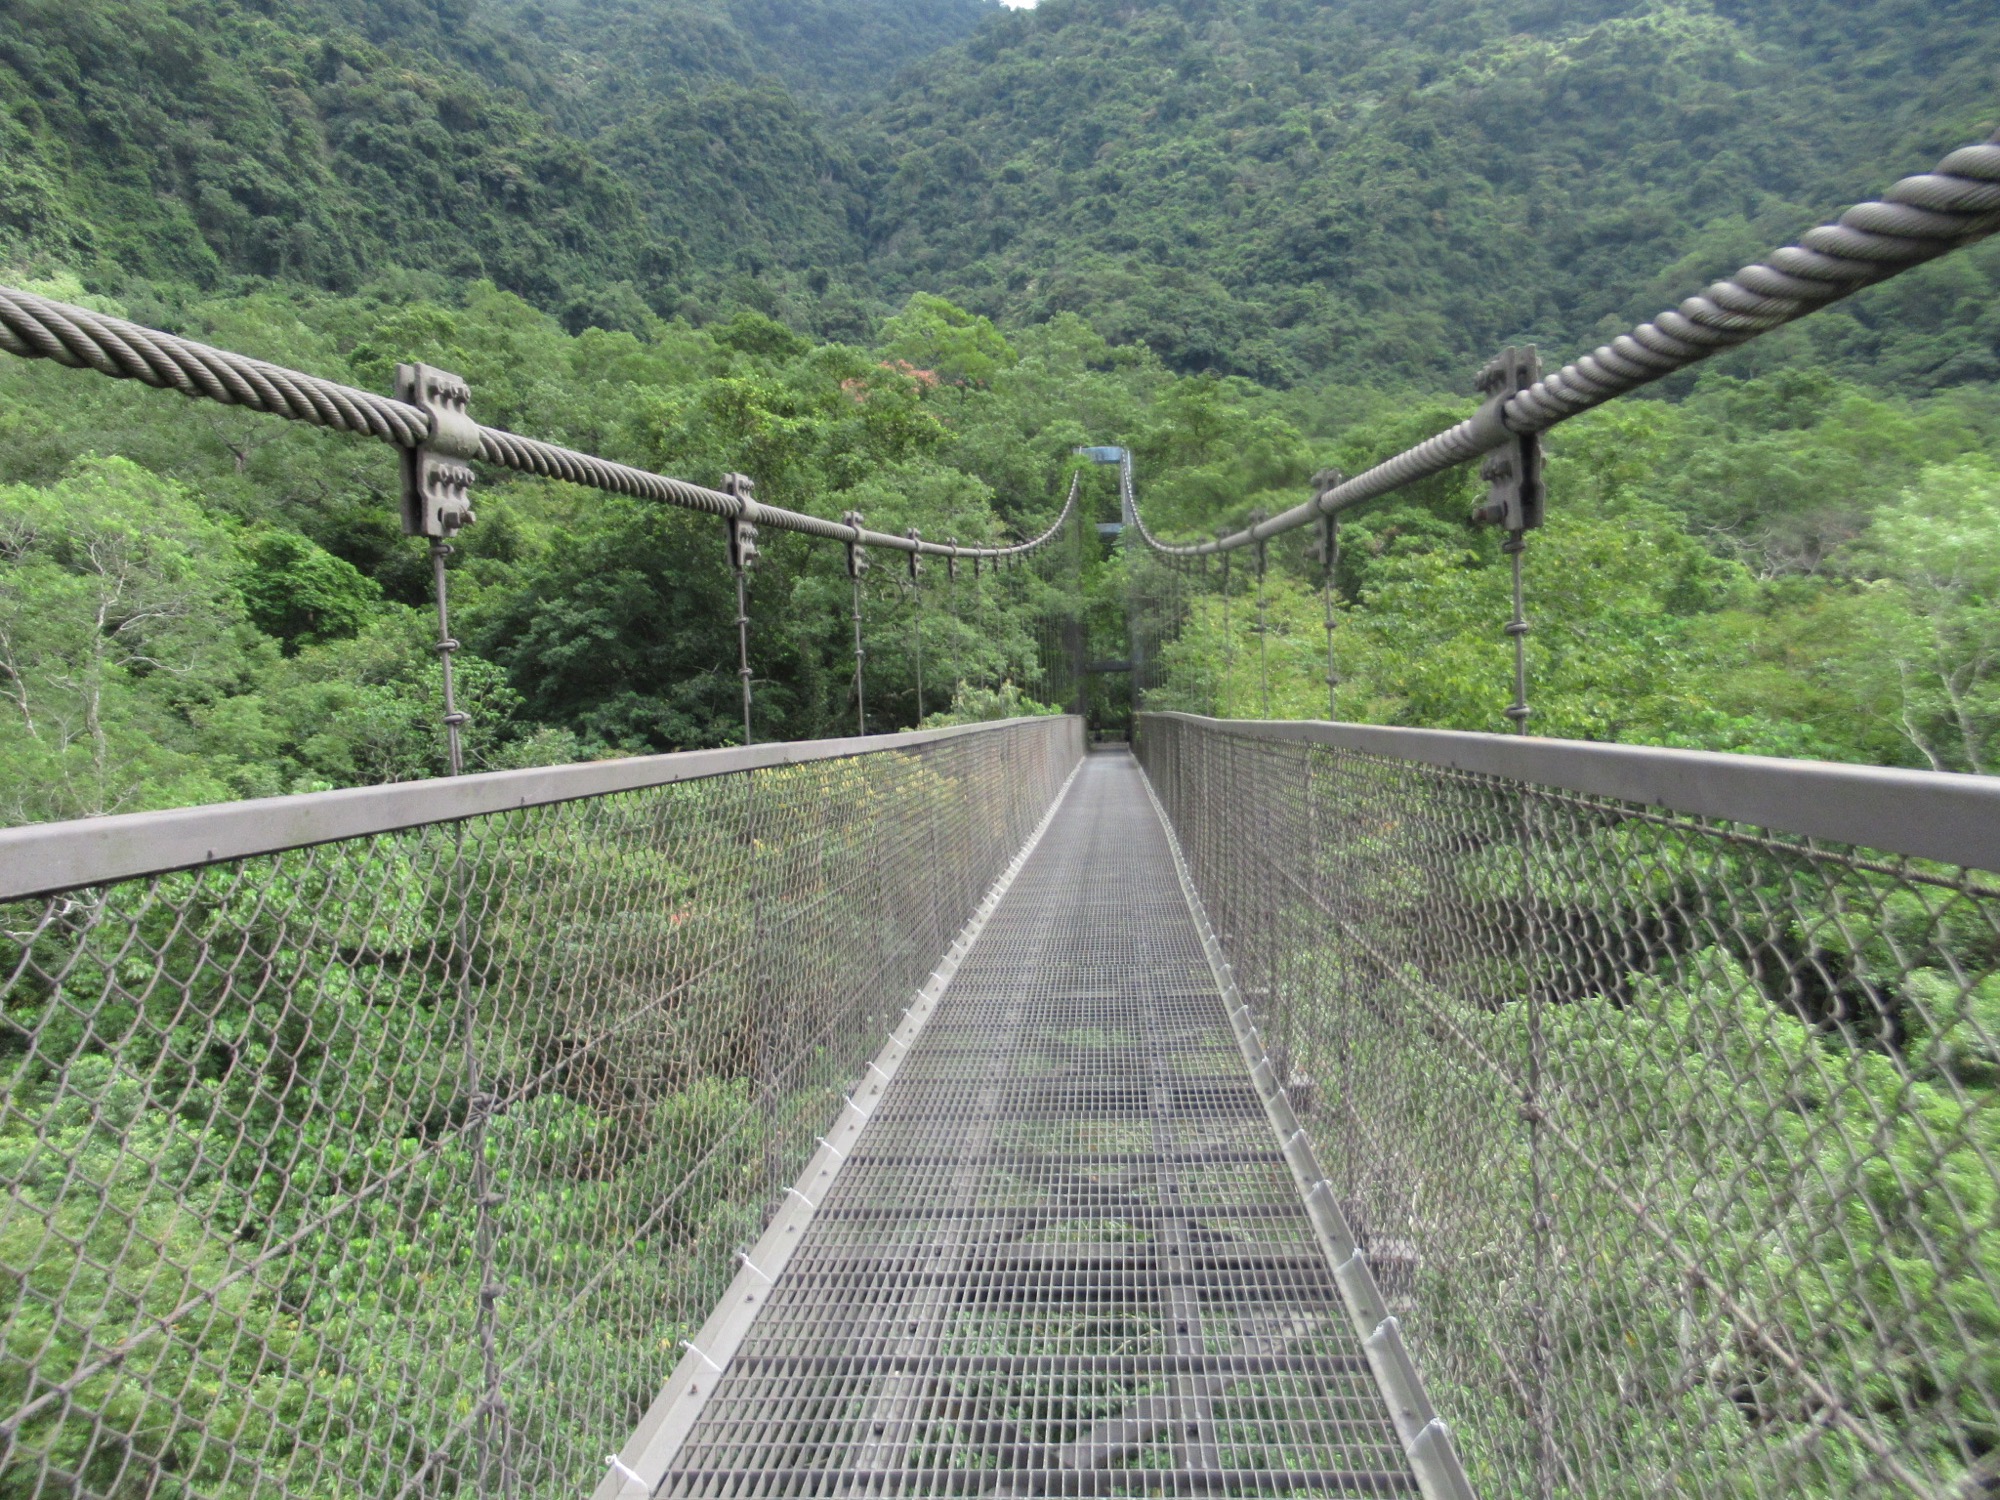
[
  {"xmin": 1469, "ymin": 346, "xmax": 1544, "ymax": 533},
  {"xmin": 397, "ymin": 363, "xmax": 479, "ymax": 538}
]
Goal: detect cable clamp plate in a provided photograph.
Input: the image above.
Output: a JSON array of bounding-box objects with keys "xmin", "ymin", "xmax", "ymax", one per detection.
[{"xmin": 396, "ymin": 363, "xmax": 477, "ymax": 538}]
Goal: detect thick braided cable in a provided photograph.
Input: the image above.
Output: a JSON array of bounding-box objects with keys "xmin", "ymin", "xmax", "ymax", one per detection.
[
  {"xmin": 0, "ymin": 286, "xmax": 1076, "ymax": 561},
  {"xmin": 1505, "ymin": 134, "xmax": 2000, "ymax": 431},
  {"xmin": 1136, "ymin": 128, "xmax": 2000, "ymax": 558},
  {"xmin": 477, "ymin": 430, "xmax": 1076, "ymax": 558},
  {"xmin": 0, "ymin": 286, "xmax": 431, "ymax": 445}
]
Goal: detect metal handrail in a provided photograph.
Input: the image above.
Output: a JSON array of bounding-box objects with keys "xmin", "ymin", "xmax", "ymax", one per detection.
[
  {"xmin": 0, "ymin": 715, "xmax": 1077, "ymax": 901},
  {"xmin": 1137, "ymin": 713, "xmax": 2000, "ymax": 870}
]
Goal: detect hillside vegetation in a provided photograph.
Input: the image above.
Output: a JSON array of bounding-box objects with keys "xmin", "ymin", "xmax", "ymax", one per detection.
[
  {"xmin": 10, "ymin": 0, "xmax": 1998, "ymax": 374},
  {"xmin": 860, "ymin": 0, "xmax": 2000, "ymax": 385},
  {"xmin": 4, "ymin": 5, "xmax": 2000, "ymax": 1496},
  {"xmin": 0, "ymin": 0, "xmax": 1997, "ymax": 826}
]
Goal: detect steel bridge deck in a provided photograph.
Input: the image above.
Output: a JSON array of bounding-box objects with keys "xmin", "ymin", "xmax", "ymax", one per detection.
[{"xmin": 660, "ymin": 753, "xmax": 1414, "ymax": 1498}]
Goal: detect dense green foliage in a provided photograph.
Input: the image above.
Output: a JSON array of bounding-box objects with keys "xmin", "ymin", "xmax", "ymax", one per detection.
[
  {"xmin": 5, "ymin": 273, "xmax": 2000, "ymax": 818},
  {"xmin": 0, "ymin": 270, "xmax": 1225, "ymax": 819},
  {"xmin": 9, "ymin": 0, "xmax": 1993, "ymax": 797},
  {"xmin": 5, "ymin": 0, "xmax": 2000, "ymax": 1492},
  {"xmin": 9, "ymin": 0, "xmax": 1997, "ymax": 381},
  {"xmin": 1145, "ymin": 369, "xmax": 2000, "ymax": 768},
  {"xmin": 0, "ymin": 0, "xmax": 670, "ymax": 311},
  {"xmin": 862, "ymin": 0, "xmax": 2000, "ymax": 386},
  {"xmin": 0, "ymin": 0, "xmax": 988, "ymax": 326},
  {"xmin": 1221, "ymin": 730, "xmax": 2000, "ymax": 1494},
  {"xmin": 2, "ymin": 743, "xmax": 1031, "ymax": 1493}
]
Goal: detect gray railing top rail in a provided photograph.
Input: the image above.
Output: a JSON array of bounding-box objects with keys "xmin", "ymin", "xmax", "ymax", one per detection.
[
  {"xmin": 0, "ymin": 715, "xmax": 1076, "ymax": 902},
  {"xmin": 1138, "ymin": 713, "xmax": 2000, "ymax": 871},
  {"xmin": 1127, "ymin": 130, "xmax": 2000, "ymax": 558}
]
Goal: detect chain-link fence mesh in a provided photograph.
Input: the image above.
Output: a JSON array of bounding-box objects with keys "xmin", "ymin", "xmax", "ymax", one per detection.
[
  {"xmin": 1137, "ymin": 713, "xmax": 2000, "ymax": 1499},
  {"xmin": 0, "ymin": 717, "xmax": 1081, "ymax": 1500}
]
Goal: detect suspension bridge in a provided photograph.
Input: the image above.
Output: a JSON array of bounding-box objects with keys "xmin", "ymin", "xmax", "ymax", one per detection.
[{"xmin": 1, "ymin": 131, "xmax": 1999, "ymax": 1500}]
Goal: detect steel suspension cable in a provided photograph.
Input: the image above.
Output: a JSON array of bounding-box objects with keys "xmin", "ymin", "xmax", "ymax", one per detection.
[
  {"xmin": 0, "ymin": 285, "xmax": 1080, "ymax": 566},
  {"xmin": 1126, "ymin": 128, "xmax": 2000, "ymax": 558}
]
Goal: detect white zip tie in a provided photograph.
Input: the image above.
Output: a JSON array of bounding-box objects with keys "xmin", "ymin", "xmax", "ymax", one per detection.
[
  {"xmin": 680, "ymin": 1340, "xmax": 723, "ymax": 1372},
  {"xmin": 786, "ymin": 1186, "xmax": 816, "ymax": 1209},
  {"xmin": 605, "ymin": 1455, "xmax": 646, "ymax": 1487},
  {"xmin": 817, "ymin": 1135, "xmax": 846, "ymax": 1160},
  {"xmin": 738, "ymin": 1251, "xmax": 773, "ymax": 1282}
]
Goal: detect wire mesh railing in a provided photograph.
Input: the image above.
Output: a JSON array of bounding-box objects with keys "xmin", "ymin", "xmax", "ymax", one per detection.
[
  {"xmin": 1137, "ymin": 711, "xmax": 2000, "ymax": 1499},
  {"xmin": 0, "ymin": 713, "xmax": 1083, "ymax": 1500}
]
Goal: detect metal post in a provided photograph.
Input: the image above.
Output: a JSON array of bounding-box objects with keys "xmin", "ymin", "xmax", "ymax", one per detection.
[
  {"xmin": 735, "ymin": 568, "xmax": 753, "ymax": 744},
  {"xmin": 1311, "ymin": 472, "xmax": 1344, "ymax": 723},
  {"xmin": 398, "ymin": 362, "xmax": 510, "ymax": 1497},
  {"xmin": 397, "ymin": 361, "xmax": 478, "ymax": 774},
  {"xmin": 724, "ymin": 474, "xmax": 759, "ymax": 746},
  {"xmin": 907, "ymin": 528, "xmax": 925, "ymax": 724},
  {"xmin": 1504, "ymin": 536, "xmax": 1531, "ymax": 736},
  {"xmin": 1324, "ymin": 535, "xmax": 1339, "ymax": 723},
  {"xmin": 1219, "ymin": 542, "xmax": 1233, "ymax": 717},
  {"xmin": 1469, "ymin": 347, "xmax": 1544, "ymax": 737},
  {"xmin": 972, "ymin": 551, "xmax": 987, "ymax": 688},
  {"xmin": 845, "ymin": 511, "xmax": 869, "ymax": 736},
  {"xmin": 946, "ymin": 538, "xmax": 960, "ymax": 708},
  {"xmin": 430, "ymin": 541, "xmax": 468, "ymax": 777},
  {"xmin": 1469, "ymin": 346, "xmax": 1555, "ymax": 1489},
  {"xmin": 1249, "ymin": 513, "xmax": 1269, "ymax": 720},
  {"xmin": 852, "ymin": 576, "xmax": 867, "ymax": 735},
  {"xmin": 1257, "ymin": 585, "xmax": 1268, "ymax": 718}
]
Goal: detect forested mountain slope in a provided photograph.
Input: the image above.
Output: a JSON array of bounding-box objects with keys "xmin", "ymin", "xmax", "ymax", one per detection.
[
  {"xmin": 0, "ymin": 0, "xmax": 664, "ymax": 307},
  {"xmin": 6, "ymin": 0, "xmax": 1995, "ymax": 379},
  {"xmin": 491, "ymin": 0, "xmax": 999, "ymax": 123},
  {"xmin": 0, "ymin": 0, "xmax": 985, "ymax": 325},
  {"xmin": 855, "ymin": 0, "xmax": 2000, "ymax": 385},
  {"xmin": 2, "ymin": 0, "xmax": 1999, "ymax": 826}
]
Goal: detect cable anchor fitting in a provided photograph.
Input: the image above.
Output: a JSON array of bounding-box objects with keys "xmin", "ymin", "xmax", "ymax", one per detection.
[
  {"xmin": 843, "ymin": 511, "xmax": 869, "ymax": 580},
  {"xmin": 723, "ymin": 473, "xmax": 758, "ymax": 744},
  {"xmin": 397, "ymin": 364, "xmax": 479, "ymax": 538},
  {"xmin": 723, "ymin": 473, "xmax": 760, "ymax": 575},
  {"xmin": 1467, "ymin": 346, "xmax": 1544, "ymax": 535}
]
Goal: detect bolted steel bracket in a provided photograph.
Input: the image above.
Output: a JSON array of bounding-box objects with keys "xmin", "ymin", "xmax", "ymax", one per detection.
[
  {"xmin": 1248, "ymin": 510, "xmax": 1269, "ymax": 581},
  {"xmin": 844, "ymin": 511, "xmax": 869, "ymax": 579},
  {"xmin": 1468, "ymin": 346, "xmax": 1544, "ymax": 534},
  {"xmin": 946, "ymin": 538, "xmax": 959, "ymax": 582},
  {"xmin": 723, "ymin": 473, "xmax": 760, "ymax": 573},
  {"xmin": 397, "ymin": 364, "xmax": 479, "ymax": 538},
  {"xmin": 906, "ymin": 527, "xmax": 923, "ymax": 581}
]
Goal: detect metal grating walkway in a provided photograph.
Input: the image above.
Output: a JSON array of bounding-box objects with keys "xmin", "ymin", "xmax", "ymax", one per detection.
[{"xmin": 658, "ymin": 753, "xmax": 1418, "ymax": 1498}]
